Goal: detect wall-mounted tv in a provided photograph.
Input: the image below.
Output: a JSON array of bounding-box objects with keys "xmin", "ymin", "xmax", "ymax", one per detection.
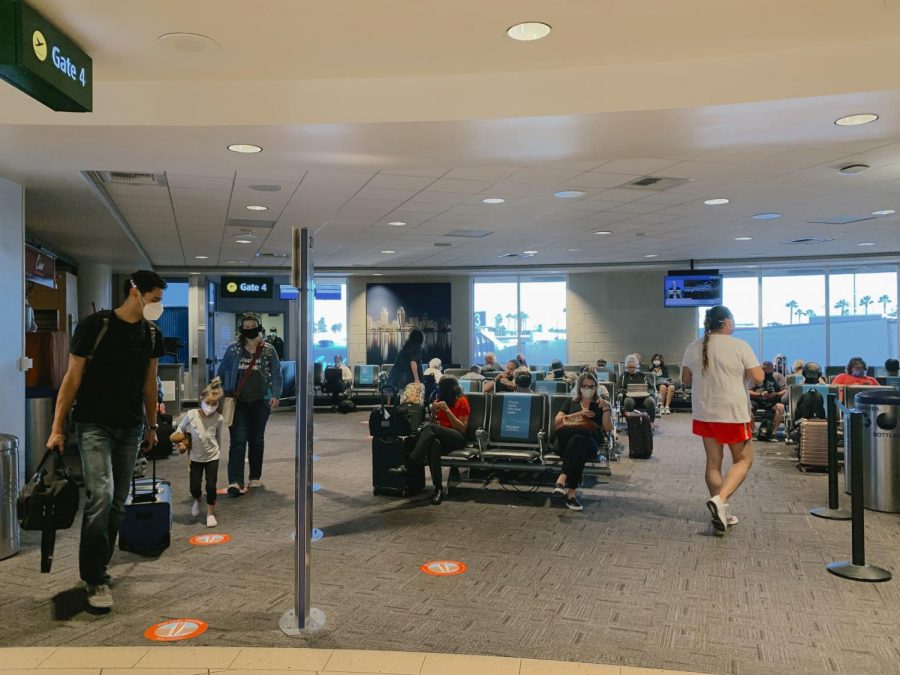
[{"xmin": 664, "ymin": 270, "xmax": 723, "ymax": 307}]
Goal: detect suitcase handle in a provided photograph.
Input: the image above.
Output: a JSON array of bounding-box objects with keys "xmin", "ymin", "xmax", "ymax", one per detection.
[{"xmin": 132, "ymin": 456, "xmax": 158, "ymax": 500}]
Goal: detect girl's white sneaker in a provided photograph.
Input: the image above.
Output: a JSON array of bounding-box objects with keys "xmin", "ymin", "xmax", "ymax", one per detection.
[
  {"xmin": 206, "ymin": 514, "xmax": 218, "ymax": 528},
  {"xmin": 191, "ymin": 500, "xmax": 201, "ymax": 518}
]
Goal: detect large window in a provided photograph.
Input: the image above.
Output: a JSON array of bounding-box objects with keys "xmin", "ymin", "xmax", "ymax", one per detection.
[
  {"xmin": 762, "ymin": 270, "xmax": 826, "ymax": 366},
  {"xmin": 829, "ymin": 267, "xmax": 898, "ymax": 367},
  {"xmin": 313, "ymin": 280, "xmax": 347, "ymax": 365},
  {"xmin": 473, "ymin": 276, "xmax": 567, "ymax": 366}
]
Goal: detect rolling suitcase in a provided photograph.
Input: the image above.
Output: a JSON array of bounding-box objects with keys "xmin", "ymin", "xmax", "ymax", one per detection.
[
  {"xmin": 119, "ymin": 459, "xmax": 173, "ymax": 556},
  {"xmin": 798, "ymin": 419, "xmax": 828, "ymax": 471},
  {"xmin": 626, "ymin": 411, "xmax": 653, "ymax": 459},
  {"xmin": 372, "ymin": 435, "xmax": 425, "ymax": 497}
]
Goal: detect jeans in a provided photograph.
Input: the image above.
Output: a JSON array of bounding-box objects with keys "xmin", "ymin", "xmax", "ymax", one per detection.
[
  {"xmin": 408, "ymin": 424, "xmax": 466, "ymax": 488},
  {"xmin": 190, "ymin": 459, "xmax": 219, "ymax": 505},
  {"xmin": 76, "ymin": 423, "xmax": 144, "ymax": 585},
  {"xmin": 228, "ymin": 399, "xmax": 271, "ymax": 485}
]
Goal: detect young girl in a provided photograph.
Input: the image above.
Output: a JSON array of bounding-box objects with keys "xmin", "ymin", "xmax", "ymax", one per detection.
[{"xmin": 171, "ymin": 378, "xmax": 225, "ymax": 527}]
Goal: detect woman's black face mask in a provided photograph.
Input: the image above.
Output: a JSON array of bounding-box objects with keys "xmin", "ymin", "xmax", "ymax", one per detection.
[{"xmin": 241, "ymin": 326, "xmax": 262, "ymax": 340}]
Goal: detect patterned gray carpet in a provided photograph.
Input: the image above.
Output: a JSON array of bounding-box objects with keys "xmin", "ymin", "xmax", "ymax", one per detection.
[{"xmin": 2, "ymin": 409, "xmax": 900, "ymax": 675}]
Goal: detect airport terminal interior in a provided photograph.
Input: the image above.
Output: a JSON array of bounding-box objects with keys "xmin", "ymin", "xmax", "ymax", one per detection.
[{"xmin": 3, "ymin": 2, "xmax": 900, "ymax": 674}]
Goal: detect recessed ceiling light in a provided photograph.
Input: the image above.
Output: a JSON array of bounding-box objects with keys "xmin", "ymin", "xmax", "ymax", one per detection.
[
  {"xmin": 858, "ymin": 242, "xmax": 876, "ymax": 246},
  {"xmin": 594, "ymin": 230, "xmax": 612, "ymax": 235},
  {"xmin": 522, "ymin": 250, "xmax": 538, "ymax": 255},
  {"xmin": 482, "ymin": 198, "xmax": 505, "ymax": 204},
  {"xmin": 194, "ymin": 255, "xmax": 209, "ymax": 259},
  {"xmin": 644, "ymin": 254, "xmax": 659, "ymax": 258},
  {"xmin": 157, "ymin": 32, "xmax": 220, "ymax": 53},
  {"xmin": 704, "ymin": 198, "xmax": 730, "ymax": 206},
  {"xmin": 387, "ymin": 221, "xmax": 407, "ymax": 227},
  {"xmin": 568, "ymin": 248, "xmax": 583, "ymax": 252},
  {"xmin": 381, "ymin": 250, "xmax": 395, "ymax": 254},
  {"xmin": 752, "ymin": 212, "xmax": 782, "ymax": 220},
  {"xmin": 246, "ymin": 205, "xmax": 268, "ymax": 211},
  {"xmin": 835, "ymin": 113, "xmax": 879, "ymax": 127},
  {"xmin": 227, "ymin": 143, "xmax": 262, "ymax": 154},
  {"xmin": 190, "ymin": 272, "xmax": 201, "ymax": 275},
  {"xmin": 235, "ymin": 239, "xmax": 253, "ymax": 244},
  {"xmin": 554, "ymin": 190, "xmax": 586, "ymax": 199},
  {"xmin": 872, "ymin": 209, "xmax": 896, "ymax": 216},
  {"xmin": 735, "ymin": 236, "xmax": 753, "ymax": 241},
  {"xmin": 506, "ymin": 21, "xmax": 552, "ymax": 41},
  {"xmin": 372, "ymin": 273, "xmax": 383, "ymax": 276},
  {"xmin": 839, "ymin": 163, "xmax": 870, "ymax": 175}
]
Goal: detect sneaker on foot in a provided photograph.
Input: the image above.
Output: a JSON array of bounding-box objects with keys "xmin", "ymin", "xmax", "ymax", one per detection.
[
  {"xmin": 247, "ymin": 479, "xmax": 263, "ymax": 488},
  {"xmin": 706, "ymin": 495, "xmax": 728, "ymax": 532},
  {"xmin": 206, "ymin": 514, "xmax": 218, "ymax": 528},
  {"xmin": 227, "ymin": 482, "xmax": 242, "ymax": 498},
  {"xmin": 87, "ymin": 583, "xmax": 113, "ymax": 609},
  {"xmin": 552, "ymin": 483, "xmax": 566, "ymax": 496},
  {"xmin": 723, "ymin": 505, "xmax": 739, "ymax": 526},
  {"xmin": 565, "ymin": 496, "xmax": 584, "ymax": 511},
  {"xmin": 191, "ymin": 500, "xmax": 201, "ymax": 517}
]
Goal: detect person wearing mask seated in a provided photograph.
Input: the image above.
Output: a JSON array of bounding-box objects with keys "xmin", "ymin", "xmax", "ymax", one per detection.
[
  {"xmin": 831, "ymin": 357, "xmax": 879, "ymax": 385},
  {"xmin": 581, "ymin": 365, "xmax": 610, "ymax": 400},
  {"xmin": 547, "ymin": 359, "xmax": 575, "ymax": 386},
  {"xmin": 481, "ymin": 352, "xmax": 502, "ymax": 374},
  {"xmin": 619, "ymin": 354, "xmax": 657, "ymax": 421},
  {"xmin": 494, "ymin": 360, "xmax": 519, "ymax": 393},
  {"xmin": 513, "ymin": 366, "xmax": 533, "ymax": 393},
  {"xmin": 552, "ymin": 372, "xmax": 613, "ymax": 511},
  {"xmin": 649, "ymin": 354, "xmax": 675, "ymax": 414},
  {"xmin": 885, "ymin": 358, "xmax": 899, "ymax": 377},
  {"xmin": 390, "ymin": 376, "xmax": 469, "ymax": 505},
  {"xmin": 516, "ymin": 353, "xmax": 528, "ymax": 368},
  {"xmin": 325, "ymin": 355, "xmax": 353, "ymax": 407},
  {"xmin": 748, "ymin": 360, "xmax": 786, "ymax": 440}
]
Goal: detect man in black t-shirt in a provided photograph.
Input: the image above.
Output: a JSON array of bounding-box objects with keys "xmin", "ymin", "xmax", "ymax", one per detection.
[{"xmin": 47, "ymin": 270, "xmax": 167, "ymax": 610}]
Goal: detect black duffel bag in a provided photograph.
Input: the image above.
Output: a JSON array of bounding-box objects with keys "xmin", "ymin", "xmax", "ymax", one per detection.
[
  {"xmin": 368, "ymin": 402, "xmax": 424, "ymax": 437},
  {"xmin": 17, "ymin": 449, "xmax": 80, "ymax": 573}
]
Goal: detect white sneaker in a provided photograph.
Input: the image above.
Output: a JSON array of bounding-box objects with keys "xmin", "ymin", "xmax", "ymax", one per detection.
[
  {"xmin": 665, "ymin": 406, "xmax": 672, "ymax": 414},
  {"xmin": 191, "ymin": 500, "xmax": 201, "ymax": 518},
  {"xmin": 248, "ymin": 479, "xmax": 263, "ymax": 488},
  {"xmin": 87, "ymin": 583, "xmax": 113, "ymax": 609},
  {"xmin": 206, "ymin": 514, "xmax": 218, "ymax": 528},
  {"xmin": 706, "ymin": 495, "xmax": 728, "ymax": 532}
]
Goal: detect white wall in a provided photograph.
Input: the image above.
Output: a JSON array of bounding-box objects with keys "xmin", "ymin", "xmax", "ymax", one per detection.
[
  {"xmin": 0, "ymin": 178, "xmax": 26, "ymax": 485},
  {"xmin": 567, "ymin": 270, "xmax": 699, "ymax": 366},
  {"xmin": 347, "ymin": 276, "xmax": 472, "ymax": 367}
]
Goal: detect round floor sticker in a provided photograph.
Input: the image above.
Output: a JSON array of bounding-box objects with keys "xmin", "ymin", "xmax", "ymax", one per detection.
[
  {"xmin": 290, "ymin": 528, "xmax": 324, "ymax": 542},
  {"xmin": 189, "ymin": 533, "xmax": 231, "ymax": 546},
  {"xmin": 145, "ymin": 618, "xmax": 208, "ymax": 642},
  {"xmin": 420, "ymin": 560, "xmax": 467, "ymax": 576}
]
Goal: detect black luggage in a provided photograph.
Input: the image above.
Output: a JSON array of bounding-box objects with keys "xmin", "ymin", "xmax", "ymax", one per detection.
[
  {"xmin": 338, "ymin": 398, "xmax": 357, "ymax": 414},
  {"xmin": 372, "ymin": 436, "xmax": 425, "ymax": 497},
  {"xmin": 144, "ymin": 413, "xmax": 174, "ymax": 460},
  {"xmin": 369, "ymin": 401, "xmax": 423, "ymax": 437},
  {"xmin": 626, "ymin": 411, "xmax": 653, "ymax": 459},
  {"xmin": 119, "ymin": 459, "xmax": 173, "ymax": 556}
]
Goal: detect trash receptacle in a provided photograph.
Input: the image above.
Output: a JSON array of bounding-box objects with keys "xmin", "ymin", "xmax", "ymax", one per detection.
[
  {"xmin": 845, "ymin": 389, "xmax": 900, "ymax": 513},
  {"xmin": 0, "ymin": 434, "xmax": 20, "ymax": 560},
  {"xmin": 25, "ymin": 390, "xmax": 55, "ymax": 480}
]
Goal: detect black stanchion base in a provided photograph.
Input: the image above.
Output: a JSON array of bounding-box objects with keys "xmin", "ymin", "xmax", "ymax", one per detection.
[
  {"xmin": 827, "ymin": 561, "xmax": 892, "ymax": 582},
  {"xmin": 810, "ymin": 507, "xmax": 851, "ymax": 520}
]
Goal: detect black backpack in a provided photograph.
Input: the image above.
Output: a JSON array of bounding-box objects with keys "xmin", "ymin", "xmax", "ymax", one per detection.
[{"xmin": 795, "ymin": 389, "xmax": 826, "ymax": 422}]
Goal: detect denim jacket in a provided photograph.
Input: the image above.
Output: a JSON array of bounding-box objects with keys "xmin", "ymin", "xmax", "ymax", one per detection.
[{"xmin": 217, "ymin": 341, "xmax": 283, "ymax": 402}]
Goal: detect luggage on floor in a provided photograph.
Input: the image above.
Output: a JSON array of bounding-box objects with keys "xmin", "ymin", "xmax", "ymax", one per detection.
[
  {"xmin": 119, "ymin": 459, "xmax": 173, "ymax": 556},
  {"xmin": 144, "ymin": 413, "xmax": 174, "ymax": 460},
  {"xmin": 798, "ymin": 418, "xmax": 828, "ymax": 470},
  {"xmin": 626, "ymin": 411, "xmax": 653, "ymax": 459},
  {"xmin": 337, "ymin": 398, "xmax": 357, "ymax": 414},
  {"xmin": 372, "ymin": 436, "xmax": 425, "ymax": 497},
  {"xmin": 369, "ymin": 402, "xmax": 424, "ymax": 437}
]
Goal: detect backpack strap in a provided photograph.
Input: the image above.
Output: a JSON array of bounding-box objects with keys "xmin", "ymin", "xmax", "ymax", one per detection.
[{"xmin": 86, "ymin": 314, "xmax": 110, "ymax": 361}]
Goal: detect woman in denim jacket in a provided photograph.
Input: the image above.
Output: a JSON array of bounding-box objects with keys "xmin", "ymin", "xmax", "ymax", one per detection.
[{"xmin": 217, "ymin": 312, "xmax": 283, "ymax": 496}]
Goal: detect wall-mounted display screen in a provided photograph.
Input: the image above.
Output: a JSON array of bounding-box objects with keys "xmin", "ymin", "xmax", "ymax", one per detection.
[{"xmin": 664, "ymin": 271, "xmax": 723, "ymax": 307}]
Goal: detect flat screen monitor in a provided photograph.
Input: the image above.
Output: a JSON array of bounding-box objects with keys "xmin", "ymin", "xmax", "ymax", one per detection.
[{"xmin": 664, "ymin": 271, "xmax": 723, "ymax": 307}]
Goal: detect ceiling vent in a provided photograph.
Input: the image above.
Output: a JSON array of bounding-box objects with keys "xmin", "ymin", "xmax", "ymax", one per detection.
[
  {"xmin": 97, "ymin": 171, "xmax": 167, "ymax": 186},
  {"xmin": 622, "ymin": 176, "xmax": 689, "ymax": 190},
  {"xmin": 808, "ymin": 215, "xmax": 876, "ymax": 225},
  {"xmin": 445, "ymin": 229, "xmax": 492, "ymax": 238},
  {"xmin": 782, "ymin": 237, "xmax": 836, "ymax": 245},
  {"xmin": 227, "ymin": 218, "xmax": 277, "ymax": 229}
]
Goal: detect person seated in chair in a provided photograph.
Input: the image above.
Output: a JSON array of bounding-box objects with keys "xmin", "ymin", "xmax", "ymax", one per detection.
[
  {"xmin": 390, "ymin": 376, "xmax": 468, "ymax": 505},
  {"xmin": 885, "ymin": 358, "xmax": 899, "ymax": 377},
  {"xmin": 618, "ymin": 354, "xmax": 657, "ymax": 421},
  {"xmin": 481, "ymin": 352, "xmax": 502, "ymax": 374},
  {"xmin": 494, "ymin": 360, "xmax": 519, "ymax": 393},
  {"xmin": 547, "ymin": 359, "xmax": 575, "ymax": 386},
  {"xmin": 831, "ymin": 356, "xmax": 879, "ymax": 385},
  {"xmin": 649, "ymin": 353, "xmax": 675, "ymax": 414},
  {"xmin": 513, "ymin": 366, "xmax": 534, "ymax": 393},
  {"xmin": 423, "ymin": 358, "xmax": 443, "ymax": 383},
  {"xmin": 748, "ymin": 360, "xmax": 786, "ymax": 439},
  {"xmin": 461, "ymin": 364, "xmax": 492, "ymax": 393},
  {"xmin": 552, "ymin": 372, "xmax": 613, "ymax": 512},
  {"xmin": 324, "ymin": 355, "xmax": 353, "ymax": 406}
]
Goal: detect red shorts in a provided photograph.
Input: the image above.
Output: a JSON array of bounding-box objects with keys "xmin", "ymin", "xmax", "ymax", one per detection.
[{"xmin": 692, "ymin": 420, "xmax": 754, "ymax": 445}]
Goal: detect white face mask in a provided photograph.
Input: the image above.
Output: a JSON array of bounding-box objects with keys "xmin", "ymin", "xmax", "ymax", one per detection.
[
  {"xmin": 142, "ymin": 301, "xmax": 164, "ymax": 321},
  {"xmin": 653, "ymin": 360, "xmax": 661, "ymax": 367},
  {"xmin": 580, "ymin": 388, "xmax": 595, "ymax": 399},
  {"xmin": 201, "ymin": 402, "xmax": 218, "ymax": 416}
]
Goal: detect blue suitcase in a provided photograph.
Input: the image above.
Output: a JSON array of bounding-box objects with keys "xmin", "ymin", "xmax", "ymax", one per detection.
[{"xmin": 119, "ymin": 459, "xmax": 173, "ymax": 556}]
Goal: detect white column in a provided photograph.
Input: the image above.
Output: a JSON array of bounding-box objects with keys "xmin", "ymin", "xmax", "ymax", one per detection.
[
  {"xmin": 77, "ymin": 263, "xmax": 111, "ymax": 319},
  {"xmin": 188, "ymin": 275, "xmax": 208, "ymax": 400}
]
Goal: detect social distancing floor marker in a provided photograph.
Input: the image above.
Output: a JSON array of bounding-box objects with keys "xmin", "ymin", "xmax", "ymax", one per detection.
[
  {"xmin": 420, "ymin": 560, "xmax": 467, "ymax": 576},
  {"xmin": 189, "ymin": 533, "xmax": 231, "ymax": 546},
  {"xmin": 145, "ymin": 618, "xmax": 208, "ymax": 641},
  {"xmin": 289, "ymin": 528, "xmax": 324, "ymax": 542}
]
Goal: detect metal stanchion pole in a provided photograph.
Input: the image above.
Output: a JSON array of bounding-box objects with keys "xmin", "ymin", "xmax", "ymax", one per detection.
[
  {"xmin": 811, "ymin": 393, "xmax": 850, "ymax": 520},
  {"xmin": 826, "ymin": 409, "xmax": 891, "ymax": 583},
  {"xmin": 280, "ymin": 228, "xmax": 326, "ymax": 634}
]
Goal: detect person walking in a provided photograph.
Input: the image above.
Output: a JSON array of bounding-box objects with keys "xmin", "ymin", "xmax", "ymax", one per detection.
[
  {"xmin": 681, "ymin": 306, "xmax": 763, "ymax": 534},
  {"xmin": 384, "ymin": 329, "xmax": 424, "ymax": 403},
  {"xmin": 218, "ymin": 312, "xmax": 283, "ymax": 497},
  {"xmin": 46, "ymin": 270, "xmax": 167, "ymax": 609}
]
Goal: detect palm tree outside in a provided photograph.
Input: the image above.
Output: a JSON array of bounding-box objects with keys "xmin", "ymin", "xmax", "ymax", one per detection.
[
  {"xmin": 860, "ymin": 295, "xmax": 874, "ymax": 315},
  {"xmin": 878, "ymin": 294, "xmax": 892, "ymax": 315},
  {"xmin": 834, "ymin": 299, "xmax": 850, "ymax": 316},
  {"xmin": 786, "ymin": 299, "xmax": 798, "ymax": 325}
]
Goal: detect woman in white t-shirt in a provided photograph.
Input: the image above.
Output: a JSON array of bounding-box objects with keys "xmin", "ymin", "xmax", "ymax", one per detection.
[{"xmin": 681, "ymin": 306, "xmax": 763, "ymax": 534}]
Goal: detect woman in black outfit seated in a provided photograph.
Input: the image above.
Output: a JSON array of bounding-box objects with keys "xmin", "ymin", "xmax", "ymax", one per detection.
[
  {"xmin": 391, "ymin": 376, "xmax": 469, "ymax": 505},
  {"xmin": 552, "ymin": 372, "xmax": 613, "ymax": 511},
  {"xmin": 649, "ymin": 353, "xmax": 675, "ymax": 415}
]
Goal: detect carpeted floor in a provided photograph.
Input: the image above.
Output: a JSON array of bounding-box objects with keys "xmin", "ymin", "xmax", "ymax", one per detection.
[{"xmin": 2, "ymin": 409, "xmax": 900, "ymax": 675}]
